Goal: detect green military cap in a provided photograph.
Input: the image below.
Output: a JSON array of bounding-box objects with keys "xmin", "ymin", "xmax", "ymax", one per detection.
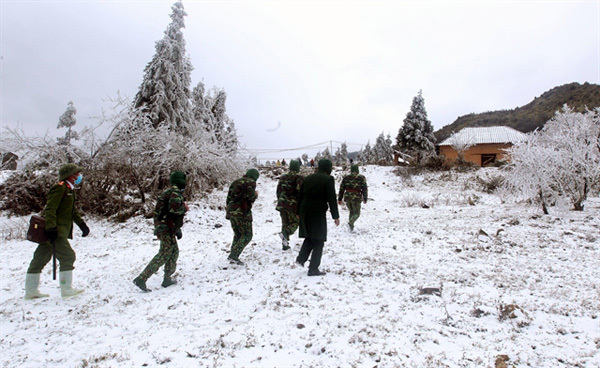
[{"xmin": 58, "ymin": 163, "xmax": 83, "ymax": 181}]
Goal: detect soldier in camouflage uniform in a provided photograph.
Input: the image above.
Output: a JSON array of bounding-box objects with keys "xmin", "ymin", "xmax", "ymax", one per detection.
[
  {"xmin": 337, "ymin": 164, "xmax": 368, "ymax": 232},
  {"xmin": 276, "ymin": 160, "xmax": 303, "ymax": 250},
  {"xmin": 226, "ymin": 169, "xmax": 259, "ymax": 265},
  {"xmin": 133, "ymin": 171, "xmax": 187, "ymax": 292}
]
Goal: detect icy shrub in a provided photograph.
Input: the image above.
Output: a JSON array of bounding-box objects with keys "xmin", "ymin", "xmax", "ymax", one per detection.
[{"xmin": 476, "ymin": 174, "xmax": 505, "ymax": 194}]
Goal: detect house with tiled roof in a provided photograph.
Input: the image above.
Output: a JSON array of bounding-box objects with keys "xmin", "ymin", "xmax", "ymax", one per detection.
[{"xmin": 437, "ymin": 126, "xmax": 527, "ymax": 166}]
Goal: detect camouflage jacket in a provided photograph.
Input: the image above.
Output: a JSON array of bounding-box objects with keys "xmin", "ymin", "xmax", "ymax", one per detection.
[
  {"xmin": 226, "ymin": 176, "xmax": 257, "ymax": 220},
  {"xmin": 276, "ymin": 172, "xmax": 303, "ymax": 212},
  {"xmin": 153, "ymin": 185, "xmax": 187, "ymax": 236},
  {"xmin": 338, "ymin": 173, "xmax": 368, "ymax": 202}
]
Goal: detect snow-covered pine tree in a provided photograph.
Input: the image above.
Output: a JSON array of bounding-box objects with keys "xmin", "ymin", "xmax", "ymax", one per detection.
[
  {"xmin": 339, "ymin": 142, "xmax": 349, "ymax": 166},
  {"xmin": 314, "ymin": 150, "xmax": 323, "ymax": 162},
  {"xmin": 396, "ymin": 90, "xmax": 436, "ymax": 163},
  {"xmin": 133, "ymin": 1, "xmax": 193, "ymax": 133},
  {"xmin": 372, "ymin": 132, "xmax": 393, "ymax": 165},
  {"xmin": 322, "ymin": 147, "xmax": 333, "ymax": 162},
  {"xmin": 359, "ymin": 141, "xmax": 373, "ymax": 164},
  {"xmin": 191, "ymin": 83, "xmax": 238, "ymax": 154},
  {"xmin": 57, "ymin": 101, "xmax": 79, "ymax": 146},
  {"xmin": 301, "ymin": 153, "xmax": 309, "ymax": 166}
]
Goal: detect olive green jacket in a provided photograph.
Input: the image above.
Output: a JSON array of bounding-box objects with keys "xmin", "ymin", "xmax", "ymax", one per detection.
[{"xmin": 41, "ymin": 182, "xmax": 84, "ymax": 239}]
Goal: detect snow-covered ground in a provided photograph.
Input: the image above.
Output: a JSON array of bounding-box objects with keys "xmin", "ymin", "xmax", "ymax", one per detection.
[{"xmin": 1, "ymin": 166, "xmax": 599, "ymax": 367}]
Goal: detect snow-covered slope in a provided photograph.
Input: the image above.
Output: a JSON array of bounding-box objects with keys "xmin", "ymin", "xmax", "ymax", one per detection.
[{"xmin": 1, "ymin": 166, "xmax": 599, "ymax": 367}]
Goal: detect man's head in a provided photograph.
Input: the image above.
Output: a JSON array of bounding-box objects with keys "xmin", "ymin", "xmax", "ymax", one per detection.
[
  {"xmin": 58, "ymin": 163, "xmax": 83, "ymax": 181},
  {"xmin": 318, "ymin": 159, "xmax": 333, "ymax": 175},
  {"xmin": 245, "ymin": 168, "xmax": 260, "ymax": 181},
  {"xmin": 289, "ymin": 160, "xmax": 301, "ymax": 173},
  {"xmin": 170, "ymin": 171, "xmax": 186, "ymax": 189},
  {"xmin": 351, "ymin": 164, "xmax": 359, "ymax": 174}
]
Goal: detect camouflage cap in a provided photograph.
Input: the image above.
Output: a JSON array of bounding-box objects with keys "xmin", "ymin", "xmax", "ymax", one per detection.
[{"xmin": 58, "ymin": 163, "xmax": 83, "ymax": 181}]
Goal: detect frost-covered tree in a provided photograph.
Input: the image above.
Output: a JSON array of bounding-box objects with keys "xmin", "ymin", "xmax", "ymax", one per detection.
[
  {"xmin": 371, "ymin": 132, "xmax": 394, "ymax": 165},
  {"xmin": 133, "ymin": 1, "xmax": 193, "ymax": 132},
  {"xmin": 322, "ymin": 147, "xmax": 333, "ymax": 162},
  {"xmin": 57, "ymin": 101, "xmax": 79, "ymax": 146},
  {"xmin": 396, "ymin": 90, "xmax": 436, "ymax": 163},
  {"xmin": 504, "ymin": 106, "xmax": 600, "ymax": 212},
  {"xmin": 336, "ymin": 142, "xmax": 349, "ymax": 166},
  {"xmin": 301, "ymin": 153, "xmax": 309, "ymax": 166},
  {"xmin": 191, "ymin": 82, "xmax": 238, "ymax": 153},
  {"xmin": 447, "ymin": 130, "xmax": 475, "ymax": 163},
  {"xmin": 358, "ymin": 141, "xmax": 373, "ymax": 164}
]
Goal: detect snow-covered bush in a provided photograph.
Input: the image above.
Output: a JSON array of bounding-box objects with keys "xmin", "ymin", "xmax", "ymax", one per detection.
[{"xmin": 504, "ymin": 106, "xmax": 600, "ymax": 213}]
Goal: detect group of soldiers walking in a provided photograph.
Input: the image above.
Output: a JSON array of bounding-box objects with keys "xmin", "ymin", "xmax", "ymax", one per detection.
[{"xmin": 23, "ymin": 159, "xmax": 368, "ymax": 299}]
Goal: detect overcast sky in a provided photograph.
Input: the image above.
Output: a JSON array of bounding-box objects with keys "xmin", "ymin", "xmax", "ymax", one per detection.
[{"xmin": 1, "ymin": 0, "xmax": 598, "ymax": 160}]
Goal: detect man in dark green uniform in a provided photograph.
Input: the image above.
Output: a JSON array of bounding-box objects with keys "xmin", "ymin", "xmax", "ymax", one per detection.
[
  {"xmin": 276, "ymin": 160, "xmax": 303, "ymax": 250},
  {"xmin": 338, "ymin": 164, "xmax": 368, "ymax": 232},
  {"xmin": 133, "ymin": 171, "xmax": 187, "ymax": 292},
  {"xmin": 296, "ymin": 159, "xmax": 339, "ymax": 276},
  {"xmin": 226, "ymin": 169, "xmax": 259, "ymax": 265},
  {"xmin": 25, "ymin": 163, "xmax": 90, "ymax": 299}
]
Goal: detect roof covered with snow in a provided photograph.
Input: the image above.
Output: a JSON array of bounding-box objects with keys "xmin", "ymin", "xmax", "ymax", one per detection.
[{"xmin": 438, "ymin": 126, "xmax": 527, "ymax": 146}]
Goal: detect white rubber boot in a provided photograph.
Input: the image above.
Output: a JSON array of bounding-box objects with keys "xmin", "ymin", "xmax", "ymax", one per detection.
[
  {"xmin": 24, "ymin": 273, "xmax": 49, "ymax": 300},
  {"xmin": 59, "ymin": 271, "xmax": 84, "ymax": 298}
]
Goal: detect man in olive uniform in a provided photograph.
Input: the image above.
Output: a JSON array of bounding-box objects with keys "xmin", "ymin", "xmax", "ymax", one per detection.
[
  {"xmin": 226, "ymin": 169, "xmax": 259, "ymax": 265},
  {"xmin": 296, "ymin": 159, "xmax": 339, "ymax": 276},
  {"xmin": 338, "ymin": 164, "xmax": 368, "ymax": 232},
  {"xmin": 276, "ymin": 160, "xmax": 303, "ymax": 250},
  {"xmin": 24, "ymin": 163, "xmax": 90, "ymax": 299},
  {"xmin": 133, "ymin": 171, "xmax": 187, "ymax": 292}
]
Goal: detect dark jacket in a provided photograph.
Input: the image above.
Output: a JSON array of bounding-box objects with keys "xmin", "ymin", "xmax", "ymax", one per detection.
[
  {"xmin": 41, "ymin": 182, "xmax": 84, "ymax": 239},
  {"xmin": 297, "ymin": 160, "xmax": 339, "ymax": 241}
]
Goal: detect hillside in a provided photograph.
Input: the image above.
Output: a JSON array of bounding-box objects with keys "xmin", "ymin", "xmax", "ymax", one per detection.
[
  {"xmin": 434, "ymin": 82, "xmax": 600, "ymax": 143},
  {"xmin": 1, "ymin": 166, "xmax": 599, "ymax": 367}
]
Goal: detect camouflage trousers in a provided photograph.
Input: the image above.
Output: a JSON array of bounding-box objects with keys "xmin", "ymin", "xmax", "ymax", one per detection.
[
  {"xmin": 138, "ymin": 233, "xmax": 179, "ymax": 281},
  {"xmin": 229, "ymin": 217, "xmax": 253, "ymax": 260},
  {"xmin": 279, "ymin": 210, "xmax": 299, "ymax": 241},
  {"xmin": 345, "ymin": 199, "xmax": 362, "ymax": 229}
]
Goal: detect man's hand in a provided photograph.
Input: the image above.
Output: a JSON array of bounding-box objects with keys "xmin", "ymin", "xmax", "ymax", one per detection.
[
  {"xmin": 334, "ymin": 219, "xmax": 340, "ymax": 226},
  {"xmin": 79, "ymin": 222, "xmax": 90, "ymax": 237},
  {"xmin": 175, "ymin": 228, "xmax": 183, "ymax": 240},
  {"xmin": 337, "ymin": 201, "xmax": 342, "ymax": 205},
  {"xmin": 45, "ymin": 228, "xmax": 58, "ymax": 242}
]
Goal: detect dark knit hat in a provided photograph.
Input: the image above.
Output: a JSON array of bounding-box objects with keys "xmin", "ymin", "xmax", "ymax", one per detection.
[
  {"xmin": 170, "ymin": 171, "xmax": 186, "ymax": 189},
  {"xmin": 351, "ymin": 164, "xmax": 359, "ymax": 174},
  {"xmin": 58, "ymin": 163, "xmax": 83, "ymax": 181},
  {"xmin": 318, "ymin": 159, "xmax": 332, "ymax": 175},
  {"xmin": 246, "ymin": 168, "xmax": 259, "ymax": 181},
  {"xmin": 289, "ymin": 160, "xmax": 301, "ymax": 172}
]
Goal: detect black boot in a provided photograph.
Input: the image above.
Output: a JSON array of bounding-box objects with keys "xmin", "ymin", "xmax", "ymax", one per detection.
[
  {"xmin": 228, "ymin": 256, "xmax": 244, "ymax": 266},
  {"xmin": 161, "ymin": 275, "xmax": 177, "ymax": 288},
  {"xmin": 133, "ymin": 277, "xmax": 151, "ymax": 292},
  {"xmin": 308, "ymin": 269, "xmax": 326, "ymax": 276}
]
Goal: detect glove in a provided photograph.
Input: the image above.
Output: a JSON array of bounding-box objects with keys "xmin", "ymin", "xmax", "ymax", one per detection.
[
  {"xmin": 79, "ymin": 222, "xmax": 90, "ymax": 237},
  {"xmin": 45, "ymin": 228, "xmax": 58, "ymax": 242},
  {"xmin": 175, "ymin": 228, "xmax": 183, "ymax": 240}
]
